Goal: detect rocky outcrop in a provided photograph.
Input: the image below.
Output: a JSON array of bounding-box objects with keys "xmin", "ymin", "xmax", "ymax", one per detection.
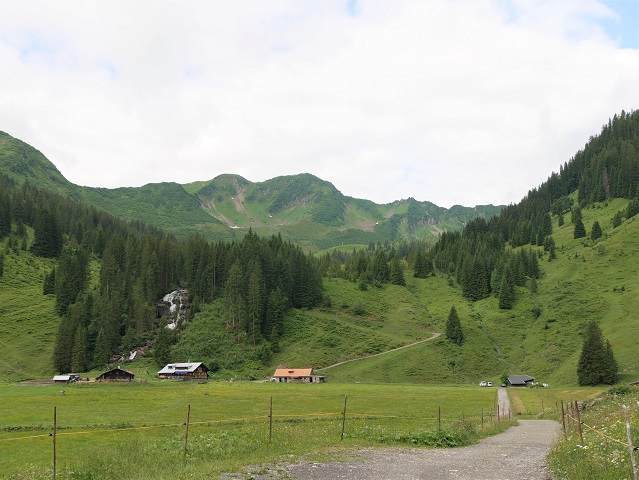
[{"xmin": 157, "ymin": 289, "xmax": 190, "ymax": 330}]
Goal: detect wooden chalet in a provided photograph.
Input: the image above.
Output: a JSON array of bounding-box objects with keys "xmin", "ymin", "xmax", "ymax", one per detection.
[
  {"xmin": 272, "ymin": 368, "xmax": 325, "ymax": 383},
  {"xmin": 157, "ymin": 362, "xmax": 209, "ymax": 381},
  {"xmin": 96, "ymin": 367, "xmax": 135, "ymax": 382},
  {"xmin": 507, "ymin": 375, "xmax": 534, "ymax": 387}
]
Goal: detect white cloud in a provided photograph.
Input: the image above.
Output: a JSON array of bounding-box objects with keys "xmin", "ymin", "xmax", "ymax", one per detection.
[{"xmin": 1, "ymin": 0, "xmax": 637, "ymax": 208}]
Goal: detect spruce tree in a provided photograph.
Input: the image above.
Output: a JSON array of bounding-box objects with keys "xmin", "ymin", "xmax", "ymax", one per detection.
[
  {"xmin": 445, "ymin": 306, "xmax": 464, "ymax": 345},
  {"xmin": 590, "ymin": 220, "xmax": 603, "ymax": 241},
  {"xmin": 498, "ymin": 270, "xmax": 515, "ymax": 309},
  {"xmin": 71, "ymin": 325, "xmax": 88, "ymax": 373},
  {"xmin": 627, "ymin": 197, "xmax": 639, "ymax": 219},
  {"xmin": 577, "ymin": 320, "xmax": 618, "ymax": 386},
  {"xmin": 43, "ymin": 268, "xmax": 55, "ymax": 294},
  {"xmin": 612, "ymin": 211, "xmax": 623, "ymax": 228},
  {"xmin": 372, "ymin": 250, "xmax": 390, "ymax": 282},
  {"xmin": 573, "ymin": 220, "xmax": 586, "ymax": 239},
  {"xmin": 390, "ymin": 258, "xmax": 406, "ymax": 286},
  {"xmin": 92, "ymin": 327, "xmax": 110, "ymax": 368}
]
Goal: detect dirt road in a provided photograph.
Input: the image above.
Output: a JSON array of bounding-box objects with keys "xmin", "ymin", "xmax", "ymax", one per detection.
[{"xmin": 229, "ymin": 389, "xmax": 560, "ymax": 479}]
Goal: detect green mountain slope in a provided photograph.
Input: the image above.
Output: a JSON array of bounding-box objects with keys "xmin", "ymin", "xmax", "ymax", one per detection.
[
  {"xmin": 0, "ymin": 131, "xmax": 75, "ymax": 195},
  {"xmin": 0, "ymin": 131, "xmax": 501, "ymax": 249},
  {"xmin": 268, "ymin": 197, "xmax": 638, "ymax": 385}
]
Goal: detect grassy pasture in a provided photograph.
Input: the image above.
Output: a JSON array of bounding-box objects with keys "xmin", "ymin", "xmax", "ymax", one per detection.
[
  {"xmin": 2, "ymin": 382, "xmax": 510, "ymax": 479},
  {"xmin": 507, "ymin": 386, "xmax": 606, "ymax": 418}
]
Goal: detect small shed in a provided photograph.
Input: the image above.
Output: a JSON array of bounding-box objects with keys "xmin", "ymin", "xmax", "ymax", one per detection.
[
  {"xmin": 158, "ymin": 362, "xmax": 209, "ymax": 380},
  {"xmin": 507, "ymin": 375, "xmax": 534, "ymax": 387},
  {"xmin": 96, "ymin": 367, "xmax": 134, "ymax": 382},
  {"xmin": 272, "ymin": 368, "xmax": 325, "ymax": 383}
]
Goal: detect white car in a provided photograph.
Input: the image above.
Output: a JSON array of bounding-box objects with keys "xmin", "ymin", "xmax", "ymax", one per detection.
[
  {"xmin": 479, "ymin": 381, "xmax": 487, "ymax": 387},
  {"xmin": 487, "ymin": 382, "xmax": 493, "ymax": 387}
]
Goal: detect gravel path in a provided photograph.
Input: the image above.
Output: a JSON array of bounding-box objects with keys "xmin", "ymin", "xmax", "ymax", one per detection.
[
  {"xmin": 239, "ymin": 420, "xmax": 560, "ymax": 480},
  {"xmin": 229, "ymin": 389, "xmax": 560, "ymax": 480}
]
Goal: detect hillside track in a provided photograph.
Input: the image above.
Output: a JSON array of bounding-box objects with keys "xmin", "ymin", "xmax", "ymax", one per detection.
[
  {"xmin": 315, "ymin": 332, "xmax": 442, "ymax": 372},
  {"xmin": 236, "ymin": 420, "xmax": 561, "ymax": 480}
]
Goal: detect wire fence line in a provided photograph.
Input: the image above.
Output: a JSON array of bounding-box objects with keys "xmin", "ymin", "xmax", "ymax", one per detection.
[
  {"xmin": 561, "ymin": 400, "xmax": 638, "ymax": 480},
  {"xmin": 1, "ymin": 399, "xmax": 507, "ymax": 444}
]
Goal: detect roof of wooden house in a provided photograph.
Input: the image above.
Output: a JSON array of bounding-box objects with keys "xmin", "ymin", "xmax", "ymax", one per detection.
[
  {"xmin": 508, "ymin": 375, "xmax": 534, "ymax": 385},
  {"xmin": 157, "ymin": 362, "xmax": 208, "ymax": 375},
  {"xmin": 98, "ymin": 367, "xmax": 134, "ymax": 377},
  {"xmin": 273, "ymin": 368, "xmax": 314, "ymax": 378}
]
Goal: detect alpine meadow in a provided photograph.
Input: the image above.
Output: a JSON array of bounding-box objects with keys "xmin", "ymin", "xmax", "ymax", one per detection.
[{"xmin": 1, "ymin": 110, "xmax": 638, "ymax": 479}]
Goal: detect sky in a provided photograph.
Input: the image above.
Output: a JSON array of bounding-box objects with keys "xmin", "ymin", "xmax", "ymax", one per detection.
[{"xmin": 1, "ymin": 1, "xmax": 638, "ymax": 208}]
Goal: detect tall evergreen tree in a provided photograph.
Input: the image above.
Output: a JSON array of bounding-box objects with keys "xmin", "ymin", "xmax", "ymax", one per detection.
[
  {"xmin": 224, "ymin": 260, "xmax": 245, "ymax": 331},
  {"xmin": 92, "ymin": 327, "xmax": 110, "ymax": 368},
  {"xmin": 573, "ymin": 220, "xmax": 586, "ymax": 239},
  {"xmin": 445, "ymin": 306, "xmax": 465, "ymax": 345},
  {"xmin": 52, "ymin": 316, "xmax": 74, "ymax": 373},
  {"xmin": 372, "ymin": 250, "xmax": 390, "ymax": 283},
  {"xmin": 246, "ymin": 261, "xmax": 264, "ymax": 345},
  {"xmin": 577, "ymin": 320, "xmax": 618, "ymax": 386},
  {"xmin": 71, "ymin": 325, "xmax": 88, "ymax": 372},
  {"xmin": 0, "ymin": 192, "xmax": 11, "ymax": 239},
  {"xmin": 498, "ymin": 267, "xmax": 515, "ymax": 309},
  {"xmin": 264, "ymin": 287, "xmax": 287, "ymax": 340},
  {"xmin": 43, "ymin": 268, "xmax": 55, "ymax": 294},
  {"xmin": 389, "ymin": 257, "xmax": 406, "ymax": 286},
  {"xmin": 590, "ymin": 220, "xmax": 603, "ymax": 241},
  {"xmin": 30, "ymin": 209, "xmax": 63, "ymax": 258}
]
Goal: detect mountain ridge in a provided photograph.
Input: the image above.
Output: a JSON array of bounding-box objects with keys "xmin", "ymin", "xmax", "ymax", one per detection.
[{"xmin": 0, "ymin": 131, "xmax": 503, "ymax": 249}]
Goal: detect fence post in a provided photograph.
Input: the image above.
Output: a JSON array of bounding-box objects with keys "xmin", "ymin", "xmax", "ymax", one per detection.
[
  {"xmin": 53, "ymin": 406, "xmax": 57, "ymax": 480},
  {"xmin": 497, "ymin": 404, "xmax": 500, "ymax": 422},
  {"xmin": 560, "ymin": 400, "xmax": 567, "ymax": 441},
  {"xmin": 184, "ymin": 404, "xmax": 191, "ymax": 457},
  {"xmin": 340, "ymin": 396, "xmax": 347, "ymax": 441},
  {"xmin": 269, "ymin": 397, "xmax": 273, "ymax": 443},
  {"xmin": 574, "ymin": 401, "xmax": 584, "ymax": 445},
  {"xmin": 438, "ymin": 406, "xmax": 441, "ymax": 431},
  {"xmin": 623, "ymin": 405, "xmax": 638, "ymax": 480}
]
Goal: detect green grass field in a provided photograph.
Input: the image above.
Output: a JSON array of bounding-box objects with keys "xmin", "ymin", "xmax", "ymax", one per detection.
[
  {"xmin": 0, "ymin": 382, "xmax": 504, "ymax": 479},
  {"xmin": 0, "ymin": 381, "xmax": 605, "ymax": 479}
]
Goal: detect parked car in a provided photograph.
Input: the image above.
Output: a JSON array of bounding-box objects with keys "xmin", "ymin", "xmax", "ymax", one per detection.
[
  {"xmin": 479, "ymin": 381, "xmax": 487, "ymax": 387},
  {"xmin": 487, "ymin": 382, "xmax": 493, "ymax": 387}
]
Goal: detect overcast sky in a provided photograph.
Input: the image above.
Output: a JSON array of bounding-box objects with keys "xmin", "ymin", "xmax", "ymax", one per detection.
[{"xmin": 1, "ymin": 1, "xmax": 638, "ymax": 208}]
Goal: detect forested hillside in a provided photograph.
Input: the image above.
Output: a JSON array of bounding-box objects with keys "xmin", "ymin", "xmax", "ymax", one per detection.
[
  {"xmin": 0, "ymin": 175, "xmax": 322, "ymax": 378},
  {"xmin": 0, "ymin": 110, "xmax": 637, "ymax": 384}
]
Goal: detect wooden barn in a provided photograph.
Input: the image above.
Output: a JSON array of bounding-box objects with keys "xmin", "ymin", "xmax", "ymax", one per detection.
[
  {"xmin": 157, "ymin": 362, "xmax": 209, "ymax": 381},
  {"xmin": 96, "ymin": 367, "xmax": 135, "ymax": 382},
  {"xmin": 272, "ymin": 368, "xmax": 325, "ymax": 383},
  {"xmin": 507, "ymin": 375, "xmax": 534, "ymax": 387}
]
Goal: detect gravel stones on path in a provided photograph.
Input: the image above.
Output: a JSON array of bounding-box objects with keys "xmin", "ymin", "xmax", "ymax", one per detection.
[{"xmin": 233, "ymin": 420, "xmax": 561, "ymax": 480}]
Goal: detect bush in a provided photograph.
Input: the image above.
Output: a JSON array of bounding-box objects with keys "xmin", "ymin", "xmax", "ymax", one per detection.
[
  {"xmin": 352, "ymin": 302, "xmax": 366, "ymax": 316},
  {"xmin": 607, "ymin": 385, "xmax": 635, "ymax": 396}
]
